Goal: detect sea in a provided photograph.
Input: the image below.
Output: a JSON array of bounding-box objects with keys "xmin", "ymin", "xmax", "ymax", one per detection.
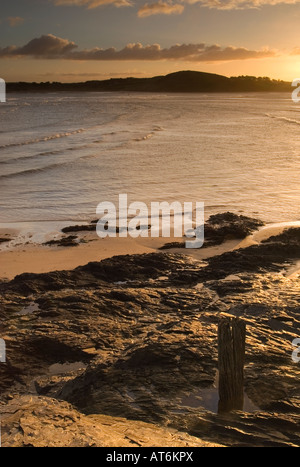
[{"xmin": 1, "ymin": 91, "xmax": 300, "ymax": 243}]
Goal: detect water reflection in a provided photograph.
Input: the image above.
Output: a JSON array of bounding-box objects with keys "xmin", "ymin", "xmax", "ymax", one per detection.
[{"xmin": 179, "ymin": 373, "xmax": 258, "ymax": 414}]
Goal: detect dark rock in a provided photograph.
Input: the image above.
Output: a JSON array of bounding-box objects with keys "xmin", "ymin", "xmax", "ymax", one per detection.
[
  {"xmin": 61, "ymin": 225, "xmax": 95, "ymax": 233},
  {"xmin": 0, "ymin": 238, "xmax": 12, "ymax": 243},
  {"xmin": 159, "ymin": 242, "xmax": 186, "ymax": 250},
  {"xmin": 203, "ymin": 212, "xmax": 264, "ymax": 247},
  {"xmin": 200, "ymin": 226, "xmax": 300, "ymax": 282},
  {"xmin": 159, "ymin": 212, "xmax": 264, "ymax": 250},
  {"xmin": 65, "ymin": 222, "xmax": 151, "ymax": 233},
  {"xmin": 28, "ymin": 337, "xmax": 93, "ymax": 364},
  {"xmin": 44, "ymin": 235, "xmax": 78, "ymax": 247},
  {"xmin": 262, "ymin": 227, "xmax": 300, "ymax": 245}
]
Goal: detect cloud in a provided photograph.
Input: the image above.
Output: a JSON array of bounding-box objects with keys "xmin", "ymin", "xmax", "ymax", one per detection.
[
  {"xmin": 138, "ymin": 1, "xmax": 185, "ymax": 17},
  {"xmin": 6, "ymin": 17, "xmax": 25, "ymax": 27},
  {"xmin": 183, "ymin": 0, "xmax": 299, "ymax": 9},
  {"xmin": 0, "ymin": 35, "xmax": 77, "ymax": 59},
  {"xmin": 60, "ymin": 41, "xmax": 277, "ymax": 62},
  {"xmin": 290, "ymin": 47, "xmax": 300, "ymax": 55},
  {"xmin": 9, "ymin": 34, "xmax": 78, "ymax": 58},
  {"xmin": 0, "ymin": 34, "xmax": 277, "ymax": 62},
  {"xmin": 51, "ymin": 0, "xmax": 132, "ymax": 8},
  {"xmin": 51, "ymin": 0, "xmax": 300, "ymax": 10},
  {"xmin": 184, "ymin": 44, "xmax": 276, "ymax": 61}
]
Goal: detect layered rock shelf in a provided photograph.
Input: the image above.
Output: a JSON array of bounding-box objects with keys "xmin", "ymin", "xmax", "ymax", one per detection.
[{"xmin": 1, "ymin": 213, "xmax": 300, "ymax": 447}]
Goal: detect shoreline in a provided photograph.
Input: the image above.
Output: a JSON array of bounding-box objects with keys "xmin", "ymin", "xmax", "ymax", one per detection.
[
  {"xmin": 1, "ymin": 217, "xmax": 300, "ymax": 281},
  {"xmin": 0, "ymin": 232, "xmax": 240, "ymax": 281},
  {"xmin": 2, "ymin": 211, "xmax": 300, "ymax": 447}
]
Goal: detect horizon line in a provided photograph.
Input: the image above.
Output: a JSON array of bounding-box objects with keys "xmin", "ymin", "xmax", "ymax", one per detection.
[{"xmin": 4, "ymin": 70, "xmax": 292, "ymax": 85}]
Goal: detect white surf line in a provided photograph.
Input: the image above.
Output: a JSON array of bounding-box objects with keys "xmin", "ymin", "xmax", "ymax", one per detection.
[{"xmin": 0, "ymin": 220, "xmax": 89, "ymax": 251}]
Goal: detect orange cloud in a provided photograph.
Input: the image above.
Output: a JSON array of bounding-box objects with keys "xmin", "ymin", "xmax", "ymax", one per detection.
[
  {"xmin": 138, "ymin": 1, "xmax": 184, "ymax": 17},
  {"xmin": 52, "ymin": 0, "xmax": 132, "ymax": 8},
  {"xmin": 290, "ymin": 47, "xmax": 300, "ymax": 55},
  {"xmin": 51, "ymin": 0, "xmax": 300, "ymax": 11},
  {"xmin": 185, "ymin": 0, "xmax": 299, "ymax": 9}
]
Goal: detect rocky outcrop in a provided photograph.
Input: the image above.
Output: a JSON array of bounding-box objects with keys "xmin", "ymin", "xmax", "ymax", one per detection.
[
  {"xmin": 160, "ymin": 212, "xmax": 264, "ymax": 250},
  {"xmin": 1, "ymin": 216, "xmax": 300, "ymax": 447},
  {"xmin": 204, "ymin": 212, "xmax": 264, "ymax": 246}
]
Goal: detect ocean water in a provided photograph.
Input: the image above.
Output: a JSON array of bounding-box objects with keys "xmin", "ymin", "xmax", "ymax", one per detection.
[{"xmin": 1, "ymin": 91, "xmax": 300, "ymax": 235}]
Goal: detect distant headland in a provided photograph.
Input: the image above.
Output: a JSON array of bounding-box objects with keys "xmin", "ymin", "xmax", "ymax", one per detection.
[{"xmin": 7, "ymin": 70, "xmax": 291, "ymax": 93}]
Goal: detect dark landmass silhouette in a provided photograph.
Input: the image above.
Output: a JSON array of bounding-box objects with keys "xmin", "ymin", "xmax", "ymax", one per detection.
[{"xmin": 7, "ymin": 70, "xmax": 291, "ymax": 93}]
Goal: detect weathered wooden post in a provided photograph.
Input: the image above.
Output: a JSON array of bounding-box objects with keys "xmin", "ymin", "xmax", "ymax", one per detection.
[{"xmin": 218, "ymin": 317, "xmax": 246, "ymax": 413}]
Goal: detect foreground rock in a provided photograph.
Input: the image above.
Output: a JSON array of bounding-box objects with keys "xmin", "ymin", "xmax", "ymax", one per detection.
[
  {"xmin": 160, "ymin": 212, "xmax": 264, "ymax": 250},
  {"xmin": 1, "ymin": 396, "xmax": 220, "ymax": 447},
  {"xmin": 0, "ymin": 216, "xmax": 300, "ymax": 447}
]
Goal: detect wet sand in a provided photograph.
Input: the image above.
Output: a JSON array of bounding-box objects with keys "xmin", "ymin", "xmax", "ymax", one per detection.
[{"xmin": 0, "ymin": 232, "xmax": 239, "ymax": 281}]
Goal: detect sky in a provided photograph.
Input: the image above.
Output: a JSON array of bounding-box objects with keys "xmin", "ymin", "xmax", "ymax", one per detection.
[{"xmin": 1, "ymin": 0, "xmax": 300, "ymax": 82}]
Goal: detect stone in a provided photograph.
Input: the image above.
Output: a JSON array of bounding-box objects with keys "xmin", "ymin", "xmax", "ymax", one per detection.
[{"xmin": 1, "ymin": 215, "xmax": 300, "ymax": 447}]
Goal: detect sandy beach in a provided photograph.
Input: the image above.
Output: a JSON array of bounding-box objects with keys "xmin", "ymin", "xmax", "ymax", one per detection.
[
  {"xmin": 0, "ymin": 235, "xmax": 154, "ymax": 281},
  {"xmin": 0, "ymin": 226, "xmax": 248, "ymax": 280},
  {"xmin": 0, "ymin": 220, "xmax": 299, "ymax": 281}
]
